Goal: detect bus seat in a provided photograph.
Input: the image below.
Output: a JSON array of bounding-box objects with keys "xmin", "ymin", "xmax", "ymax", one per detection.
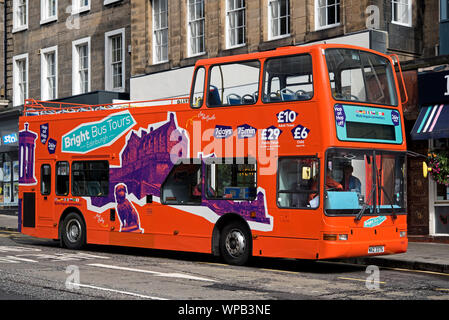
[
  {"xmin": 281, "ymin": 92, "xmax": 295, "ymax": 101},
  {"xmin": 88, "ymin": 181, "xmax": 102, "ymax": 196},
  {"xmin": 227, "ymin": 93, "xmax": 241, "ymax": 105},
  {"xmin": 209, "ymin": 85, "xmax": 221, "ymax": 106},
  {"xmin": 291, "ymin": 192, "xmax": 308, "ymax": 208}
]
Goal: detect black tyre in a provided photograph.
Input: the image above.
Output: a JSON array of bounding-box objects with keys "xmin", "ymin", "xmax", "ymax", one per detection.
[
  {"xmin": 61, "ymin": 212, "xmax": 86, "ymax": 250},
  {"xmin": 219, "ymin": 220, "xmax": 252, "ymax": 266}
]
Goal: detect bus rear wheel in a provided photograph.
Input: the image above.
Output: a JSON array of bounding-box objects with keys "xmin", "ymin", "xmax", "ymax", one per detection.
[
  {"xmin": 219, "ymin": 221, "xmax": 251, "ymax": 266},
  {"xmin": 61, "ymin": 212, "xmax": 86, "ymax": 250}
]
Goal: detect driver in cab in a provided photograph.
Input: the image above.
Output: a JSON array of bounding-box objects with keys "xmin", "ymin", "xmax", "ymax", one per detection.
[{"xmin": 308, "ymin": 168, "xmax": 343, "ymax": 202}]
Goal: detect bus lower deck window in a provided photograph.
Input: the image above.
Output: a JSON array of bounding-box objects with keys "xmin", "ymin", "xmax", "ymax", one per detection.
[
  {"xmin": 71, "ymin": 161, "xmax": 109, "ymax": 197},
  {"xmin": 56, "ymin": 162, "xmax": 70, "ymax": 196}
]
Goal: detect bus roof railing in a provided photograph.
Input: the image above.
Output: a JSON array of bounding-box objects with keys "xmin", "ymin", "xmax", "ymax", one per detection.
[{"xmin": 23, "ymin": 97, "xmax": 190, "ymax": 116}]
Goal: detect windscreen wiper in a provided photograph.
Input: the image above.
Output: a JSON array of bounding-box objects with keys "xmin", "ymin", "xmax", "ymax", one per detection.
[
  {"xmin": 355, "ymin": 187, "xmax": 375, "ymax": 221},
  {"xmin": 380, "ymin": 185, "xmax": 397, "ymax": 220}
]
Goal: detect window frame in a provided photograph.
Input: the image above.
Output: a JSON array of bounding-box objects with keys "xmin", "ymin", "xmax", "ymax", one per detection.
[
  {"xmin": 72, "ymin": 37, "xmax": 91, "ymax": 95},
  {"xmin": 187, "ymin": 0, "xmax": 206, "ymax": 57},
  {"xmin": 441, "ymin": 0, "xmax": 449, "ymax": 22},
  {"xmin": 105, "ymin": 28, "xmax": 126, "ymax": 92},
  {"xmin": 72, "ymin": 0, "xmax": 90, "ymax": 14},
  {"xmin": 152, "ymin": 0, "xmax": 169, "ymax": 64},
  {"xmin": 41, "ymin": 46, "xmax": 58, "ymax": 100},
  {"xmin": 391, "ymin": 0, "xmax": 412, "ymax": 27},
  {"xmin": 268, "ymin": 0, "xmax": 290, "ymax": 40},
  {"xmin": 40, "ymin": 0, "xmax": 58, "ymax": 25},
  {"xmin": 262, "ymin": 53, "xmax": 315, "ymax": 104},
  {"xmin": 12, "ymin": 0, "xmax": 29, "ymax": 33},
  {"xmin": 276, "ymin": 156, "xmax": 320, "ymax": 210},
  {"xmin": 104, "ymin": 0, "xmax": 122, "ymax": 5},
  {"xmin": 226, "ymin": 0, "xmax": 246, "ymax": 49},
  {"xmin": 314, "ymin": 0, "xmax": 341, "ymax": 31},
  {"xmin": 12, "ymin": 53, "xmax": 29, "ymax": 107}
]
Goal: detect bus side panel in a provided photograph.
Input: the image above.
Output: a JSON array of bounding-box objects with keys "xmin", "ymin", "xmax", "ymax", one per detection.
[
  {"xmin": 109, "ymin": 233, "xmax": 211, "ymax": 254},
  {"xmin": 107, "ymin": 201, "xmax": 214, "ymax": 253},
  {"xmin": 253, "ymin": 236, "xmax": 318, "ymax": 259}
]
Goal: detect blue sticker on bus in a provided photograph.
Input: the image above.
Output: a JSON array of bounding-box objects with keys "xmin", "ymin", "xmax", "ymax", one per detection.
[
  {"xmin": 334, "ymin": 104, "xmax": 346, "ymax": 127},
  {"xmin": 291, "ymin": 124, "xmax": 310, "ymax": 140},
  {"xmin": 391, "ymin": 110, "xmax": 400, "ymax": 126},
  {"xmin": 261, "ymin": 126, "xmax": 282, "ymax": 141},
  {"xmin": 214, "ymin": 125, "xmax": 233, "ymax": 139},
  {"xmin": 40, "ymin": 123, "xmax": 49, "ymax": 144},
  {"xmin": 364, "ymin": 216, "xmax": 387, "ymax": 228},
  {"xmin": 237, "ymin": 124, "xmax": 257, "ymax": 139},
  {"xmin": 277, "ymin": 109, "xmax": 298, "ymax": 124}
]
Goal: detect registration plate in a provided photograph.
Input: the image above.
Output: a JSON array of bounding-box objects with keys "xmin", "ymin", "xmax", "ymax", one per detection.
[{"xmin": 368, "ymin": 246, "xmax": 385, "ymax": 254}]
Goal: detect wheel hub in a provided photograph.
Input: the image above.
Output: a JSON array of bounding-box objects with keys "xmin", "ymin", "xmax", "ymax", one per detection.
[{"xmin": 225, "ymin": 229, "xmax": 246, "ymax": 258}]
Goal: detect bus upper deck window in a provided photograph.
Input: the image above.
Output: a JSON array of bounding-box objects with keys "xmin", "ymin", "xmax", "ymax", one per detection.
[
  {"xmin": 263, "ymin": 54, "xmax": 314, "ymax": 103},
  {"xmin": 191, "ymin": 67, "xmax": 205, "ymax": 108},
  {"xmin": 325, "ymin": 48, "xmax": 398, "ymax": 106},
  {"xmin": 207, "ymin": 61, "xmax": 260, "ymax": 107}
]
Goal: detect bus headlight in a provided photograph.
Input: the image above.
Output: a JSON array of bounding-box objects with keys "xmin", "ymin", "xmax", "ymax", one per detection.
[
  {"xmin": 338, "ymin": 234, "xmax": 348, "ymax": 241},
  {"xmin": 399, "ymin": 231, "xmax": 407, "ymax": 238}
]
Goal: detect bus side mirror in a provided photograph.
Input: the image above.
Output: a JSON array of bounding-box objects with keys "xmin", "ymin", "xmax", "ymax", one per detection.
[
  {"xmin": 302, "ymin": 167, "xmax": 311, "ymax": 180},
  {"xmin": 423, "ymin": 162, "xmax": 431, "ymax": 178}
]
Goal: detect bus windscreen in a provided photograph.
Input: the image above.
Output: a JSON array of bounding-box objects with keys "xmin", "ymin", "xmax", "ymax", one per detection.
[{"xmin": 346, "ymin": 121, "xmax": 396, "ymax": 141}]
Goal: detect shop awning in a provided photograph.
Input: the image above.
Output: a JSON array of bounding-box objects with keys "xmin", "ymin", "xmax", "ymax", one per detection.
[{"xmin": 411, "ymin": 104, "xmax": 449, "ymax": 140}]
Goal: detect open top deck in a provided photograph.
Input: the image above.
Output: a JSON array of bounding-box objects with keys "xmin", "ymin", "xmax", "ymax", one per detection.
[{"xmin": 23, "ymin": 97, "xmax": 189, "ymax": 116}]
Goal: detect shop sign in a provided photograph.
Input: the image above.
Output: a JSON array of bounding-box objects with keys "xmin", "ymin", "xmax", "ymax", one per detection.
[
  {"xmin": 2, "ymin": 133, "xmax": 18, "ymax": 145},
  {"xmin": 418, "ymin": 70, "xmax": 449, "ymax": 105}
]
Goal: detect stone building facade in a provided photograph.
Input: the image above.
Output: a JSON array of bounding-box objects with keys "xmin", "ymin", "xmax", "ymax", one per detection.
[
  {"xmin": 0, "ymin": 0, "xmax": 131, "ymax": 214},
  {"xmin": 129, "ymin": 0, "xmax": 441, "ymax": 101},
  {"xmin": 6, "ymin": 0, "xmax": 131, "ymax": 103}
]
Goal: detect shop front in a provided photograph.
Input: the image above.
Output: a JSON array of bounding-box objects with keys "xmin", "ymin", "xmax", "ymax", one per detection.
[
  {"xmin": 411, "ymin": 68, "xmax": 449, "ymax": 236},
  {"xmin": 0, "ymin": 115, "xmax": 19, "ymax": 215}
]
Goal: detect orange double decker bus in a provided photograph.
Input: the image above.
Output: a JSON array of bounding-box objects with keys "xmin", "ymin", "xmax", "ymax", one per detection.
[{"xmin": 18, "ymin": 44, "xmax": 408, "ymax": 265}]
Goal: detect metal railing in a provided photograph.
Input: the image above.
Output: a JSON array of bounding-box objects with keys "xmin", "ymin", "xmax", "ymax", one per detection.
[{"xmin": 23, "ymin": 97, "xmax": 190, "ymax": 116}]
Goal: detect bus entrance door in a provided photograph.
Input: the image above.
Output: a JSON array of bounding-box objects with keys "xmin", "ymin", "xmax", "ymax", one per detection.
[{"xmin": 36, "ymin": 161, "xmax": 55, "ymax": 227}]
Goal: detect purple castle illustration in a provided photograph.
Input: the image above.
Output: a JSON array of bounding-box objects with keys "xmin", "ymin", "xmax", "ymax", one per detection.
[
  {"xmin": 19, "ymin": 123, "xmax": 38, "ymax": 185},
  {"xmin": 91, "ymin": 112, "xmax": 271, "ymax": 226}
]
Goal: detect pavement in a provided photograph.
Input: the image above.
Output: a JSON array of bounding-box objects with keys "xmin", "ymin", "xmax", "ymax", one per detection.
[{"xmin": 1, "ymin": 213, "xmax": 448, "ymax": 274}]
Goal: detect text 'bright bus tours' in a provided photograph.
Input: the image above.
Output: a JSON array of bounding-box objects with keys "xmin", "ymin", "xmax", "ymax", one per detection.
[{"xmin": 18, "ymin": 44, "xmax": 408, "ymax": 265}]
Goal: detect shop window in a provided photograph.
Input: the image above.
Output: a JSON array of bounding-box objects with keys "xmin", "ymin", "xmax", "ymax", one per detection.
[
  {"xmin": 205, "ymin": 159, "xmax": 257, "ymax": 200},
  {"xmin": 72, "ymin": 161, "xmax": 109, "ymax": 197},
  {"xmin": 41, "ymin": 164, "xmax": 51, "ymax": 195},
  {"xmin": 431, "ymin": 138, "xmax": 449, "ymax": 234},
  {"xmin": 161, "ymin": 162, "xmax": 202, "ymax": 205},
  {"xmin": 0, "ymin": 153, "xmax": 19, "ymax": 205},
  {"xmin": 56, "ymin": 161, "xmax": 70, "ymax": 196}
]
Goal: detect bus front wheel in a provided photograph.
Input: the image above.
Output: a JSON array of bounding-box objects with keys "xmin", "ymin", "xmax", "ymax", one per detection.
[
  {"xmin": 61, "ymin": 212, "xmax": 86, "ymax": 250},
  {"xmin": 219, "ymin": 221, "xmax": 252, "ymax": 266}
]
